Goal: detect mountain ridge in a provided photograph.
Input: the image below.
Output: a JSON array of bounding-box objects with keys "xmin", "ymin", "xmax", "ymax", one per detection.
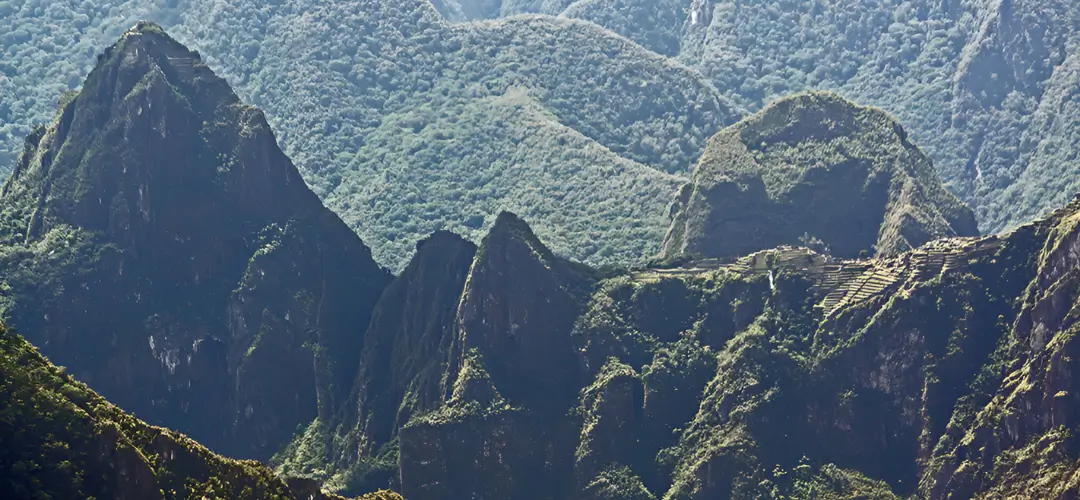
[
  {"xmin": 0, "ymin": 22, "xmax": 392, "ymax": 461},
  {"xmin": 6, "ymin": 12, "xmax": 1080, "ymax": 500}
]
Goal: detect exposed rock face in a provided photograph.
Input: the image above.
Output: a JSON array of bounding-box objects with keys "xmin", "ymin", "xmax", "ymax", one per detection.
[
  {"xmin": 346, "ymin": 231, "xmax": 477, "ymax": 457},
  {"xmin": 399, "ymin": 403, "xmax": 577, "ymax": 500},
  {"xmin": 372, "ymin": 199, "xmax": 1080, "ymax": 499},
  {"xmin": 395, "ymin": 212, "xmax": 595, "ymax": 498},
  {"xmin": 275, "ymin": 215, "xmax": 593, "ymax": 496},
  {"xmin": 574, "ymin": 360, "xmax": 647, "ymax": 490},
  {"xmin": 17, "ymin": 25, "xmax": 1078, "ymax": 498},
  {"xmin": 662, "ymin": 91, "xmax": 978, "ymax": 260},
  {"xmin": 920, "ymin": 201, "xmax": 1080, "ymax": 498},
  {"xmin": 443, "ymin": 211, "xmax": 596, "ymax": 411},
  {"xmin": 0, "ymin": 23, "xmax": 391, "ymax": 460},
  {"xmin": 285, "ymin": 232, "xmax": 479, "ymax": 491}
]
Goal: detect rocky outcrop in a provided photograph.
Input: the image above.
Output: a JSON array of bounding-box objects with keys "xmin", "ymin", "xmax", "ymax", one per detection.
[
  {"xmin": 345, "ymin": 232, "xmax": 476, "ymax": 455},
  {"xmin": 277, "ymin": 214, "xmax": 594, "ymax": 497},
  {"xmin": 574, "ymin": 360, "xmax": 647, "ymax": 490},
  {"xmin": 16, "ymin": 25, "xmax": 1080, "ymax": 499},
  {"xmin": 0, "ymin": 23, "xmax": 391, "ymax": 460},
  {"xmin": 661, "ymin": 91, "xmax": 978, "ymax": 260},
  {"xmin": 443, "ymin": 211, "xmax": 596, "ymax": 411},
  {"xmin": 920, "ymin": 199, "xmax": 1080, "ymax": 498},
  {"xmin": 399, "ymin": 402, "xmax": 577, "ymax": 500},
  {"xmin": 394, "ymin": 212, "xmax": 595, "ymax": 498},
  {"xmin": 387, "ymin": 195, "xmax": 1080, "ymax": 499},
  {"xmin": 398, "ymin": 338, "xmax": 574, "ymax": 499},
  {"xmin": 276, "ymin": 232, "xmax": 477, "ymax": 490}
]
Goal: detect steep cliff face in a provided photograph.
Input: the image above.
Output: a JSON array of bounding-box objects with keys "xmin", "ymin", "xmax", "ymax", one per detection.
[
  {"xmin": 444, "ymin": 211, "xmax": 596, "ymax": 410},
  {"xmin": 920, "ymin": 200, "xmax": 1080, "ymax": 498},
  {"xmin": 0, "ymin": 324, "xmax": 403, "ymax": 500},
  {"xmin": 0, "ymin": 23, "xmax": 391, "ymax": 460},
  {"xmin": 662, "ymin": 91, "xmax": 978, "ymax": 260},
  {"xmin": 345, "ymin": 232, "xmax": 477, "ymax": 461},
  {"xmin": 275, "ymin": 231, "xmax": 478, "ymax": 492},
  {"xmin": 394, "ymin": 212, "xmax": 595, "ymax": 499},
  {"xmin": 372, "ymin": 201, "xmax": 1080, "ymax": 499},
  {"xmin": 18, "ymin": 25, "xmax": 1078, "ymax": 499}
]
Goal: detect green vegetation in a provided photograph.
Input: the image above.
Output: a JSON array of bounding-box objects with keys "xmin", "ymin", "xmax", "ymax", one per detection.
[
  {"xmin": 0, "ymin": 0, "xmax": 184, "ymax": 170},
  {"xmin": 167, "ymin": 0, "xmax": 737, "ymax": 270},
  {"xmin": 638, "ymin": 0, "xmax": 1080, "ymax": 235},
  {"xmin": 0, "ymin": 323, "xmax": 407, "ymax": 499},
  {"xmin": 4, "ymin": 0, "xmax": 1080, "ymax": 269},
  {"xmin": 0, "ymin": 24, "xmax": 392, "ymax": 464},
  {"xmin": 308, "ymin": 196, "xmax": 1079, "ymax": 499},
  {"xmin": 0, "ymin": 0, "xmax": 737, "ymax": 271},
  {"xmin": 582, "ymin": 465, "xmax": 657, "ymax": 500},
  {"xmin": 663, "ymin": 91, "xmax": 977, "ymax": 260},
  {"xmin": 4, "ymin": 4, "xmax": 1080, "ymax": 500},
  {"xmin": 559, "ymin": 0, "xmax": 687, "ymax": 56}
]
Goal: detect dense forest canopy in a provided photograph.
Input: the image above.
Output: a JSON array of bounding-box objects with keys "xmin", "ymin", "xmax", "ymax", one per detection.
[{"xmin": 4, "ymin": 0, "xmax": 1080, "ymax": 270}]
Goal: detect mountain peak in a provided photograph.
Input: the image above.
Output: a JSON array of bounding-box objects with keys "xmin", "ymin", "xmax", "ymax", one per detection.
[
  {"xmin": 127, "ymin": 20, "xmax": 168, "ymax": 35},
  {"xmin": 0, "ymin": 27, "xmax": 392, "ymax": 460},
  {"xmin": 662, "ymin": 92, "xmax": 978, "ymax": 260},
  {"xmin": 104, "ymin": 21, "xmax": 210, "ymax": 86},
  {"xmin": 446, "ymin": 214, "xmax": 594, "ymax": 411},
  {"xmin": 488, "ymin": 210, "xmax": 538, "ymax": 240},
  {"xmin": 3, "ymin": 22, "xmax": 310, "ymax": 242},
  {"xmin": 735, "ymin": 90, "xmax": 911, "ymax": 160}
]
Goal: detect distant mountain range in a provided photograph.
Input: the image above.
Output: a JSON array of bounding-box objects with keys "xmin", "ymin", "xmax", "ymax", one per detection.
[
  {"xmin": 5, "ymin": 21, "xmax": 1080, "ymax": 500},
  {"xmin": 3, "ymin": 0, "xmax": 1080, "ymax": 271}
]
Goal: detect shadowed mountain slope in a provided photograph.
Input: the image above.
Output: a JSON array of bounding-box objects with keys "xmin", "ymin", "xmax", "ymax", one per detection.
[
  {"xmin": 0, "ymin": 23, "xmax": 392, "ymax": 461},
  {"xmin": 662, "ymin": 91, "xmax": 978, "ymax": 260},
  {"xmin": 0, "ymin": 323, "xmax": 403, "ymax": 500}
]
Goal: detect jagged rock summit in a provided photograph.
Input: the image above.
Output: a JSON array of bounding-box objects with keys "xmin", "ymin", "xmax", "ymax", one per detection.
[
  {"xmin": 0, "ymin": 22, "xmax": 392, "ymax": 460},
  {"xmin": 444, "ymin": 211, "xmax": 596, "ymax": 410},
  {"xmin": 662, "ymin": 91, "xmax": 978, "ymax": 260},
  {"xmin": 277, "ymin": 213, "xmax": 597, "ymax": 496}
]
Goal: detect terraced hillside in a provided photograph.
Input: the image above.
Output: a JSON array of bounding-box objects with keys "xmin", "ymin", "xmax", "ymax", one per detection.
[
  {"xmin": 268, "ymin": 192, "xmax": 1080, "ymax": 499},
  {"xmin": 645, "ymin": 236, "xmax": 1005, "ymax": 318}
]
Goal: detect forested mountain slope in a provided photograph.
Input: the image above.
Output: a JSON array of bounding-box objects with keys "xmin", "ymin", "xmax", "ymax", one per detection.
[
  {"xmin": 6, "ymin": 0, "xmax": 1080, "ymax": 267},
  {"xmin": 276, "ymin": 176, "xmax": 1080, "ymax": 499},
  {"xmin": 4, "ymin": 15, "xmax": 1080, "ymax": 500},
  {"xmin": 0, "ymin": 323, "xmax": 402, "ymax": 500},
  {"xmin": 262, "ymin": 92, "xmax": 1080, "ymax": 499},
  {"xmin": 663, "ymin": 91, "xmax": 978, "ymax": 259},
  {"xmin": 0, "ymin": 23, "xmax": 391, "ymax": 462},
  {"xmin": 0, "ymin": 0, "xmax": 738, "ymax": 271},
  {"xmin": 562, "ymin": 0, "xmax": 1080, "ymax": 234},
  {"xmin": 433, "ymin": 0, "xmax": 1080, "ymax": 236}
]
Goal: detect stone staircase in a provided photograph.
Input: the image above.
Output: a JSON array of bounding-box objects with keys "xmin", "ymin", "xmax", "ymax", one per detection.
[
  {"xmin": 166, "ymin": 56, "xmax": 198, "ymax": 79},
  {"xmin": 815, "ymin": 236, "xmax": 1002, "ymax": 317}
]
